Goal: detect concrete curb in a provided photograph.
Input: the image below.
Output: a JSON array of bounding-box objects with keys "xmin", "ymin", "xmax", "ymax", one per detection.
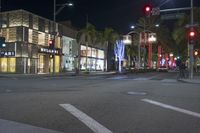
[
  {"xmin": 177, "ymin": 79, "xmax": 200, "ymax": 84},
  {"xmin": 0, "ymin": 72, "xmax": 117, "ymax": 79}
]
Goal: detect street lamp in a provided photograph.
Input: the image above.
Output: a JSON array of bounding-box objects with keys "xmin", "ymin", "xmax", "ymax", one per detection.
[{"xmin": 53, "ymin": 0, "xmax": 73, "ymax": 74}]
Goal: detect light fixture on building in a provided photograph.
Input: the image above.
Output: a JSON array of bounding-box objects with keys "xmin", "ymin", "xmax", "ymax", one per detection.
[{"xmin": 123, "ymin": 35, "xmax": 132, "ymax": 45}]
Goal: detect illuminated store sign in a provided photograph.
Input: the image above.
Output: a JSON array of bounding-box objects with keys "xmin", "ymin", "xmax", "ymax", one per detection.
[
  {"xmin": 0, "ymin": 51, "xmax": 15, "ymax": 57},
  {"xmin": 39, "ymin": 48, "xmax": 59, "ymax": 55}
]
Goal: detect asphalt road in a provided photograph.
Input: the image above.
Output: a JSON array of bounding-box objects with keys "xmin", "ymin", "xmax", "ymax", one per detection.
[{"xmin": 0, "ymin": 72, "xmax": 200, "ymax": 133}]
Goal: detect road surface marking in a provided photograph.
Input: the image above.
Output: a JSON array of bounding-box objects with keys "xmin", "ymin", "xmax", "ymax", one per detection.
[
  {"xmin": 161, "ymin": 79, "xmax": 177, "ymax": 83},
  {"xmin": 142, "ymin": 99, "xmax": 200, "ymax": 118},
  {"xmin": 59, "ymin": 104, "xmax": 113, "ymax": 133},
  {"xmin": 133, "ymin": 78, "xmax": 149, "ymax": 81},
  {"xmin": 107, "ymin": 76, "xmax": 127, "ymax": 80},
  {"xmin": 0, "ymin": 119, "xmax": 63, "ymax": 133}
]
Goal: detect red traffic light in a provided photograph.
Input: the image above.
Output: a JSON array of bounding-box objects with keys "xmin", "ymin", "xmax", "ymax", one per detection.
[
  {"xmin": 49, "ymin": 39, "xmax": 55, "ymax": 48},
  {"xmin": 49, "ymin": 40, "xmax": 53, "ymax": 45},
  {"xmin": 145, "ymin": 6, "xmax": 151, "ymax": 12},
  {"xmin": 187, "ymin": 27, "xmax": 198, "ymax": 44},
  {"xmin": 143, "ymin": 4, "xmax": 152, "ymax": 16},
  {"xmin": 189, "ymin": 31, "xmax": 195, "ymax": 37}
]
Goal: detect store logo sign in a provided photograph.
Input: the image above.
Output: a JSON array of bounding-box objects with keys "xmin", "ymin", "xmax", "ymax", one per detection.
[
  {"xmin": 0, "ymin": 51, "xmax": 15, "ymax": 57},
  {"xmin": 40, "ymin": 48, "xmax": 59, "ymax": 54}
]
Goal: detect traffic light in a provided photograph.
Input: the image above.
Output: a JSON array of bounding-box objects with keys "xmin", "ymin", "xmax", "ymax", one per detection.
[
  {"xmin": 188, "ymin": 28, "xmax": 197, "ymax": 44},
  {"xmin": 143, "ymin": 4, "xmax": 152, "ymax": 17},
  {"xmin": 0, "ymin": 37, "xmax": 6, "ymax": 48},
  {"xmin": 49, "ymin": 39, "xmax": 55, "ymax": 49}
]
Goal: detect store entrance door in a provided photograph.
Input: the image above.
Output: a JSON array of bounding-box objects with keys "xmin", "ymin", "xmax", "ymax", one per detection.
[{"xmin": 49, "ymin": 57, "xmax": 53, "ymax": 73}]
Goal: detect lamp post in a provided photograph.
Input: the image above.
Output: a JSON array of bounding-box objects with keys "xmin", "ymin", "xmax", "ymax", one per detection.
[{"xmin": 53, "ymin": 0, "xmax": 73, "ymax": 74}]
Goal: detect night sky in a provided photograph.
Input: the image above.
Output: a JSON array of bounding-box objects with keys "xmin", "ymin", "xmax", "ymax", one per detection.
[{"xmin": 1, "ymin": 0, "xmax": 200, "ymax": 33}]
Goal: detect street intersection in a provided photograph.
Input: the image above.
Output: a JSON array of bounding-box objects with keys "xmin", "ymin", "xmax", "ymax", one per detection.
[{"xmin": 0, "ymin": 72, "xmax": 200, "ymax": 133}]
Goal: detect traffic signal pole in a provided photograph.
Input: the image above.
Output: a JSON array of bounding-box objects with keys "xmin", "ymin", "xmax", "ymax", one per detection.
[
  {"xmin": 189, "ymin": 0, "xmax": 194, "ymax": 79},
  {"xmin": 158, "ymin": 0, "xmax": 194, "ymax": 79},
  {"xmin": 53, "ymin": 0, "xmax": 56, "ymax": 74}
]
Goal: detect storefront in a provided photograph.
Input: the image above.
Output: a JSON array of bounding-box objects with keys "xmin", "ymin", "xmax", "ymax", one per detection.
[
  {"xmin": 38, "ymin": 47, "xmax": 61, "ymax": 73},
  {"xmin": 80, "ymin": 45, "xmax": 104, "ymax": 71},
  {"xmin": 62, "ymin": 36, "xmax": 77, "ymax": 71}
]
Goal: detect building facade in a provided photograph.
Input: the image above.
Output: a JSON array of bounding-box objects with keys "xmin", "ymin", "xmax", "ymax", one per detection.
[
  {"xmin": 0, "ymin": 10, "xmax": 63, "ymax": 74},
  {"xmin": 0, "ymin": 10, "xmax": 106, "ymax": 74}
]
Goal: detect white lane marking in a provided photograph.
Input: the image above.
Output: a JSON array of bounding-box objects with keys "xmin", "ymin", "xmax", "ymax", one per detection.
[
  {"xmin": 59, "ymin": 104, "xmax": 113, "ymax": 133},
  {"xmin": 0, "ymin": 119, "xmax": 63, "ymax": 133},
  {"xmin": 142, "ymin": 99, "xmax": 200, "ymax": 118},
  {"xmin": 133, "ymin": 78, "xmax": 149, "ymax": 81},
  {"xmin": 161, "ymin": 79, "xmax": 177, "ymax": 83},
  {"xmin": 107, "ymin": 76, "xmax": 127, "ymax": 80}
]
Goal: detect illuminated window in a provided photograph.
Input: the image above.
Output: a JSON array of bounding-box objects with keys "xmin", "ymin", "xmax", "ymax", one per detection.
[
  {"xmin": 0, "ymin": 58, "xmax": 16, "ymax": 73},
  {"xmin": 38, "ymin": 55, "xmax": 44, "ymax": 73},
  {"xmin": 55, "ymin": 55, "xmax": 60, "ymax": 73},
  {"xmin": 80, "ymin": 57, "xmax": 86, "ymax": 70},
  {"xmin": 91, "ymin": 48, "xmax": 96, "ymax": 58},
  {"xmin": 8, "ymin": 58, "xmax": 16, "ymax": 72},
  {"xmin": 29, "ymin": 29, "xmax": 33, "ymax": 43},
  {"xmin": 9, "ymin": 11, "xmax": 22, "ymax": 27},
  {"xmin": 96, "ymin": 59, "xmax": 104, "ymax": 71},
  {"xmin": 81, "ymin": 45, "xmax": 87, "ymax": 56},
  {"xmin": 38, "ymin": 32, "xmax": 45, "ymax": 45},
  {"xmin": 97, "ymin": 50, "xmax": 104, "ymax": 59},
  {"xmin": 9, "ymin": 28, "xmax": 17, "ymax": 42},
  {"xmin": 22, "ymin": 12, "xmax": 29, "ymax": 27},
  {"xmin": 33, "ymin": 16, "xmax": 38, "ymax": 30},
  {"xmin": 87, "ymin": 47, "xmax": 91, "ymax": 57},
  {"xmin": 0, "ymin": 58, "xmax": 8, "ymax": 72},
  {"xmin": 55, "ymin": 36, "xmax": 61, "ymax": 48}
]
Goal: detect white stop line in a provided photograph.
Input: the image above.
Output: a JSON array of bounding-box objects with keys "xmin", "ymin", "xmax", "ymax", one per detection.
[
  {"xmin": 142, "ymin": 99, "xmax": 200, "ymax": 118},
  {"xmin": 60, "ymin": 104, "xmax": 113, "ymax": 133}
]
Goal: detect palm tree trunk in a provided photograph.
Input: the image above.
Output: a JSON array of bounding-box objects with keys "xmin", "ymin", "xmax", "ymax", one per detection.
[
  {"xmin": 128, "ymin": 55, "xmax": 131, "ymax": 68},
  {"xmin": 104, "ymin": 42, "xmax": 108, "ymax": 71},
  {"xmin": 77, "ymin": 42, "xmax": 81, "ymax": 74},
  {"xmin": 86, "ymin": 42, "xmax": 88, "ymax": 71}
]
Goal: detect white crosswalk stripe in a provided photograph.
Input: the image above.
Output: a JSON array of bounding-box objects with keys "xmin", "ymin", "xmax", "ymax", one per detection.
[{"xmin": 60, "ymin": 104, "xmax": 113, "ymax": 133}]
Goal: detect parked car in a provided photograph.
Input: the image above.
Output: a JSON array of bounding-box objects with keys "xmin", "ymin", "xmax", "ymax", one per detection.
[{"xmin": 158, "ymin": 66, "xmax": 168, "ymax": 72}]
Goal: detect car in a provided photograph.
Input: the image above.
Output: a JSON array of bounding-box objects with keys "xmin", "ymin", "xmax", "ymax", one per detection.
[{"xmin": 158, "ymin": 66, "xmax": 168, "ymax": 72}]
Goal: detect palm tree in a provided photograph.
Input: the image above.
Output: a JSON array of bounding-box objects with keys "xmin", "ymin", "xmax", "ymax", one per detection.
[
  {"xmin": 76, "ymin": 23, "xmax": 97, "ymax": 72},
  {"xmin": 99, "ymin": 28, "xmax": 119, "ymax": 71},
  {"xmin": 126, "ymin": 42, "xmax": 138, "ymax": 68},
  {"xmin": 136, "ymin": 17, "xmax": 173, "ymax": 52}
]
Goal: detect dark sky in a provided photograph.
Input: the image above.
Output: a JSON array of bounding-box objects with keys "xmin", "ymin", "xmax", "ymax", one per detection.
[{"xmin": 1, "ymin": 0, "xmax": 200, "ymax": 33}]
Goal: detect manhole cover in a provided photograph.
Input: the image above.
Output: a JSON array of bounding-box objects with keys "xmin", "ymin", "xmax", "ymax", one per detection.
[{"xmin": 127, "ymin": 91, "xmax": 147, "ymax": 95}]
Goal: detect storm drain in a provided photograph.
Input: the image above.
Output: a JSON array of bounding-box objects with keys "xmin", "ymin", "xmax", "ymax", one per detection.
[{"xmin": 127, "ymin": 91, "xmax": 147, "ymax": 96}]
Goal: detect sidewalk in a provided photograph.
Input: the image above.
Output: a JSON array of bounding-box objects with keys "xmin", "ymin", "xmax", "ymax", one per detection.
[
  {"xmin": 0, "ymin": 71, "xmax": 117, "ymax": 79},
  {"xmin": 178, "ymin": 76, "xmax": 200, "ymax": 84}
]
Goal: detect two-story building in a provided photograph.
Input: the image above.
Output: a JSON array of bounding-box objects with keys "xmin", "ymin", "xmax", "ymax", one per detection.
[
  {"xmin": 0, "ymin": 9, "xmax": 106, "ymax": 74},
  {"xmin": 0, "ymin": 10, "xmax": 64, "ymax": 74}
]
